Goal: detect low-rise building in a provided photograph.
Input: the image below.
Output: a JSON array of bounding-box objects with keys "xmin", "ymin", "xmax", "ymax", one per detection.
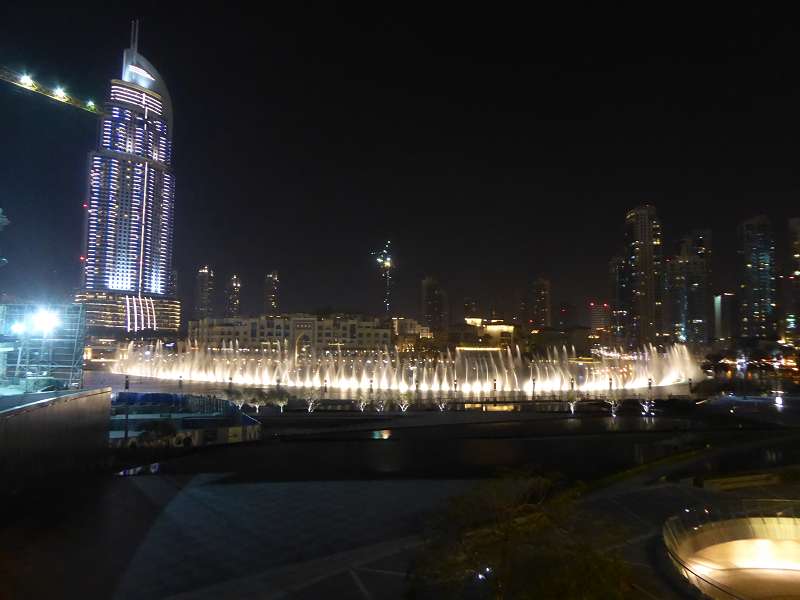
[
  {"xmin": 391, "ymin": 317, "xmax": 432, "ymax": 351},
  {"xmin": 188, "ymin": 313, "xmax": 392, "ymax": 354}
]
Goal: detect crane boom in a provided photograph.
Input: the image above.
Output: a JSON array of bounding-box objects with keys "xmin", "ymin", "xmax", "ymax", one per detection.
[{"xmin": 0, "ymin": 66, "xmax": 100, "ymax": 115}]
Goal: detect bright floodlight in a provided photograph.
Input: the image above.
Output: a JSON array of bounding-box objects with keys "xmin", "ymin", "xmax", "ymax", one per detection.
[
  {"xmin": 32, "ymin": 308, "xmax": 59, "ymax": 335},
  {"xmin": 19, "ymin": 74, "xmax": 33, "ymax": 86},
  {"xmin": 10, "ymin": 322, "xmax": 26, "ymax": 335},
  {"xmin": 54, "ymin": 87, "xmax": 66, "ymax": 100},
  {"xmin": 86, "ymin": 100, "xmax": 95, "ymax": 109}
]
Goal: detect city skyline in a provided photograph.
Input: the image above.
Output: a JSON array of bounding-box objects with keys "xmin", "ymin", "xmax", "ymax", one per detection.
[{"xmin": 2, "ymin": 8, "xmax": 800, "ymax": 320}]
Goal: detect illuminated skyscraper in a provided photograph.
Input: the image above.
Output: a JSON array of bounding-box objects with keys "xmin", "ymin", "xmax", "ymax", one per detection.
[
  {"xmin": 738, "ymin": 216, "xmax": 776, "ymax": 339},
  {"xmin": 666, "ymin": 230, "xmax": 712, "ymax": 343},
  {"xmin": 589, "ymin": 301, "xmax": 611, "ymax": 331},
  {"xmin": 225, "ymin": 274, "xmax": 241, "ymax": 318},
  {"xmin": 195, "ymin": 265, "xmax": 215, "ymax": 319},
  {"xmin": 264, "ymin": 270, "xmax": 279, "ymax": 314},
  {"xmin": 75, "ymin": 22, "xmax": 179, "ymax": 333},
  {"xmin": 620, "ymin": 205, "xmax": 665, "ymax": 344},
  {"xmin": 780, "ymin": 219, "xmax": 800, "ymax": 343}
]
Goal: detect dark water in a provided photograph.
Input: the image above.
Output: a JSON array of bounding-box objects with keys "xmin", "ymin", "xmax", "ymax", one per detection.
[{"xmin": 155, "ymin": 412, "xmax": 778, "ymax": 483}]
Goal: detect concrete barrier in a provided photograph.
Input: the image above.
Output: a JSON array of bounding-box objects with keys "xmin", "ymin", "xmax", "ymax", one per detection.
[{"xmin": 0, "ymin": 388, "xmax": 112, "ymax": 495}]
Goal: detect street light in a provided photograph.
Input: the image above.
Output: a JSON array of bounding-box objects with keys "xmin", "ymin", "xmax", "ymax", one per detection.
[{"xmin": 31, "ymin": 308, "xmax": 59, "ymax": 335}]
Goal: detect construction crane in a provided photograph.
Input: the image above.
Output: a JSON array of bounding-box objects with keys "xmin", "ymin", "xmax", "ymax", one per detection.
[{"xmin": 0, "ymin": 65, "xmax": 101, "ymax": 115}]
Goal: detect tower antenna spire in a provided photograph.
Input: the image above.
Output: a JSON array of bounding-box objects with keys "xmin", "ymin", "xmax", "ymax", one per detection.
[{"xmin": 130, "ymin": 19, "xmax": 140, "ymax": 53}]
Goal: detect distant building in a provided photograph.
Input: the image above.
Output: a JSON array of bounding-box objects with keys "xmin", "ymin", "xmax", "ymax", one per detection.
[
  {"xmin": 224, "ymin": 274, "xmax": 241, "ymax": 318},
  {"xmin": 463, "ymin": 297, "xmax": 479, "ymax": 319},
  {"xmin": 556, "ymin": 302, "xmax": 578, "ymax": 328},
  {"xmin": 421, "ymin": 277, "xmax": 449, "ymax": 333},
  {"xmin": 527, "ymin": 326, "xmax": 593, "ymax": 356},
  {"xmin": 530, "ymin": 278, "xmax": 551, "ymax": 327},
  {"xmin": 609, "ymin": 255, "xmax": 629, "ymax": 341},
  {"xmin": 75, "ymin": 30, "xmax": 179, "ymax": 334},
  {"xmin": 194, "ymin": 265, "xmax": 215, "ymax": 319},
  {"xmin": 264, "ymin": 270, "xmax": 279, "ymax": 314},
  {"xmin": 168, "ymin": 269, "xmax": 179, "ymax": 297},
  {"xmin": 589, "ymin": 302, "xmax": 611, "ymax": 331},
  {"xmin": 392, "ymin": 317, "xmax": 432, "ymax": 350},
  {"xmin": 623, "ymin": 205, "xmax": 666, "ymax": 344},
  {"xmin": 451, "ymin": 318, "xmax": 516, "ymax": 349},
  {"xmin": 714, "ymin": 293, "xmax": 738, "ymax": 342},
  {"xmin": 780, "ymin": 219, "xmax": 800, "ymax": 343},
  {"xmin": 666, "ymin": 230, "xmax": 712, "ymax": 344},
  {"xmin": 189, "ymin": 313, "xmax": 391, "ymax": 355},
  {"xmin": 738, "ymin": 216, "xmax": 776, "ymax": 338},
  {"xmin": 392, "ymin": 317, "xmax": 431, "ymax": 338}
]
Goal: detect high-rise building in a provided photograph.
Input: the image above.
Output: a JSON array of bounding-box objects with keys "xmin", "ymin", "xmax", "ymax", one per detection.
[
  {"xmin": 195, "ymin": 265, "xmax": 215, "ymax": 319},
  {"xmin": 666, "ymin": 230, "xmax": 712, "ymax": 343},
  {"xmin": 589, "ymin": 301, "xmax": 611, "ymax": 331},
  {"xmin": 264, "ymin": 270, "xmax": 279, "ymax": 314},
  {"xmin": 714, "ymin": 293, "xmax": 738, "ymax": 342},
  {"xmin": 609, "ymin": 255, "xmax": 629, "ymax": 341},
  {"xmin": 619, "ymin": 205, "xmax": 665, "ymax": 344},
  {"xmin": 738, "ymin": 216, "xmax": 776, "ymax": 339},
  {"xmin": 168, "ymin": 269, "xmax": 178, "ymax": 297},
  {"xmin": 75, "ymin": 23, "xmax": 180, "ymax": 334},
  {"xmin": 421, "ymin": 277, "xmax": 449, "ymax": 333},
  {"xmin": 224, "ymin": 274, "xmax": 241, "ymax": 318},
  {"xmin": 780, "ymin": 219, "xmax": 800, "ymax": 343},
  {"xmin": 530, "ymin": 278, "xmax": 551, "ymax": 327},
  {"xmin": 556, "ymin": 302, "xmax": 578, "ymax": 328},
  {"xmin": 372, "ymin": 241, "xmax": 392, "ymax": 315},
  {"xmin": 463, "ymin": 297, "xmax": 479, "ymax": 319}
]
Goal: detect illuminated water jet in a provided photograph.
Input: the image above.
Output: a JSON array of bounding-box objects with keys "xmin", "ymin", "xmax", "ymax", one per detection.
[{"xmin": 114, "ymin": 341, "xmax": 701, "ymax": 400}]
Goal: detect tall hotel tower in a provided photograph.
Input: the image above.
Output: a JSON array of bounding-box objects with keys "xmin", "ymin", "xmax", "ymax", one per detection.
[{"xmin": 76, "ymin": 23, "xmax": 180, "ymax": 334}]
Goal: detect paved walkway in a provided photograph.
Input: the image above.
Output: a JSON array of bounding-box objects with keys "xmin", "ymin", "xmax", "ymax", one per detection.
[{"xmin": 110, "ymin": 476, "xmax": 473, "ymax": 599}]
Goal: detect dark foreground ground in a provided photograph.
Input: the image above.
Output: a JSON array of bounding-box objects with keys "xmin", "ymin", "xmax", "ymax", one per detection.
[{"xmin": 3, "ymin": 394, "xmax": 800, "ymax": 599}]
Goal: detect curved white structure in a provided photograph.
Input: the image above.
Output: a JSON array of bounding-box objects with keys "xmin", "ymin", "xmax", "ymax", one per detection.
[{"xmin": 664, "ymin": 505, "xmax": 800, "ymax": 599}]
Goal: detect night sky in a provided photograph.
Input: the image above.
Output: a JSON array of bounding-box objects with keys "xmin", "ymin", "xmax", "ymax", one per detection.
[{"xmin": 1, "ymin": 5, "xmax": 799, "ymax": 323}]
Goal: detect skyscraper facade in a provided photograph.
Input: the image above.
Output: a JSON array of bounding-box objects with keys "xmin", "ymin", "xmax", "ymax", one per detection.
[
  {"xmin": 421, "ymin": 277, "xmax": 449, "ymax": 333},
  {"xmin": 620, "ymin": 205, "xmax": 665, "ymax": 344},
  {"xmin": 738, "ymin": 216, "xmax": 776, "ymax": 338},
  {"xmin": 463, "ymin": 297, "xmax": 479, "ymax": 319},
  {"xmin": 75, "ymin": 24, "xmax": 179, "ymax": 333},
  {"xmin": 666, "ymin": 230, "xmax": 712, "ymax": 344},
  {"xmin": 195, "ymin": 265, "xmax": 215, "ymax": 320},
  {"xmin": 781, "ymin": 219, "xmax": 800, "ymax": 343},
  {"xmin": 225, "ymin": 274, "xmax": 241, "ymax": 318},
  {"xmin": 714, "ymin": 292, "xmax": 738, "ymax": 342},
  {"xmin": 609, "ymin": 255, "xmax": 629, "ymax": 341},
  {"xmin": 556, "ymin": 302, "xmax": 578, "ymax": 328},
  {"xmin": 589, "ymin": 301, "xmax": 611, "ymax": 331},
  {"xmin": 264, "ymin": 270, "xmax": 279, "ymax": 314},
  {"xmin": 530, "ymin": 278, "xmax": 551, "ymax": 327}
]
